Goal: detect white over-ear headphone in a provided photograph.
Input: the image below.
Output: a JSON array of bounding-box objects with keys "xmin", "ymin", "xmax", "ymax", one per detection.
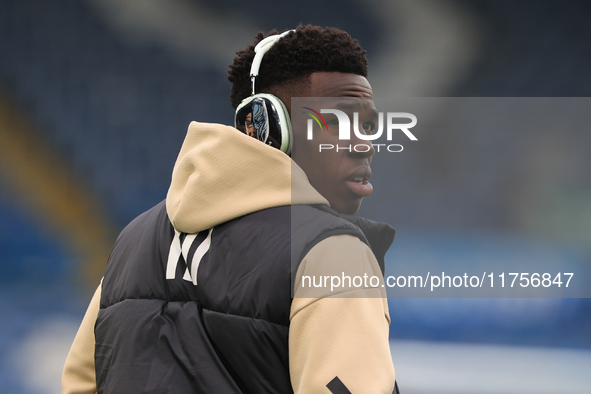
[{"xmin": 235, "ymin": 30, "xmax": 295, "ymax": 155}]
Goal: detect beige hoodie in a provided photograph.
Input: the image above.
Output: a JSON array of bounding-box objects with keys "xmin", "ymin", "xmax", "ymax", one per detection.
[{"xmin": 63, "ymin": 122, "xmax": 395, "ymax": 394}]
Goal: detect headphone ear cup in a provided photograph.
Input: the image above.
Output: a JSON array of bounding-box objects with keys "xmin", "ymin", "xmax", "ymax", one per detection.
[{"xmin": 235, "ymin": 94, "xmax": 293, "ymax": 155}]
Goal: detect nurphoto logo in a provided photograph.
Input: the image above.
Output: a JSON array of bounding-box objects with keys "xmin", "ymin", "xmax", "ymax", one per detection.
[{"xmin": 303, "ymin": 107, "xmax": 418, "ymax": 153}]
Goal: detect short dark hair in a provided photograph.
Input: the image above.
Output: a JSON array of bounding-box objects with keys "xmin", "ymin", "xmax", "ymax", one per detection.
[{"xmin": 228, "ymin": 25, "xmax": 368, "ymax": 109}]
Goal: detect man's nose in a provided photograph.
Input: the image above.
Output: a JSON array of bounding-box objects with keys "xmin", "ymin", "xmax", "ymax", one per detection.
[{"xmin": 348, "ymin": 126, "xmax": 376, "ymax": 158}]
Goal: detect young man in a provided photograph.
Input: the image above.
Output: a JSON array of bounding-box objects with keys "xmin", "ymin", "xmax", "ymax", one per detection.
[{"xmin": 63, "ymin": 25, "xmax": 397, "ymax": 393}]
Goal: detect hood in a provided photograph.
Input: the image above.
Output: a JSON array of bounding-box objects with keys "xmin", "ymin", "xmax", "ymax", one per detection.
[{"xmin": 166, "ymin": 122, "xmax": 328, "ymax": 233}]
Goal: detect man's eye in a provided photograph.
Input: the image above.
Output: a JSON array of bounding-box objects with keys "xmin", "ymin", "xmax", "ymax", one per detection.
[
  {"xmin": 362, "ymin": 122, "xmax": 376, "ymax": 134},
  {"xmin": 327, "ymin": 117, "xmax": 340, "ymax": 126}
]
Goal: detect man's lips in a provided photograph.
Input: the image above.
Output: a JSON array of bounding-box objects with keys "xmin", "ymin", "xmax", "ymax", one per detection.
[{"xmin": 345, "ymin": 167, "xmax": 373, "ymax": 197}]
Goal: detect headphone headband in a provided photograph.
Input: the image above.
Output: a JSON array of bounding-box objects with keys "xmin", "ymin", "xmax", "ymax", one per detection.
[{"xmin": 249, "ymin": 30, "xmax": 295, "ymax": 95}]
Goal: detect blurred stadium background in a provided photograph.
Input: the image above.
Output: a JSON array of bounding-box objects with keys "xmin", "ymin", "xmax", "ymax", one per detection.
[{"xmin": 0, "ymin": 0, "xmax": 590, "ymax": 393}]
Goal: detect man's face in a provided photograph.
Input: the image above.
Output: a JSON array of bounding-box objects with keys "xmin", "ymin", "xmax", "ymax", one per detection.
[{"xmin": 290, "ymin": 72, "xmax": 377, "ymax": 215}]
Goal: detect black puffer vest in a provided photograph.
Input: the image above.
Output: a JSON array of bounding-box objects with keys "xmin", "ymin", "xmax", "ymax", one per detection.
[{"xmin": 95, "ymin": 201, "xmax": 394, "ymax": 394}]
